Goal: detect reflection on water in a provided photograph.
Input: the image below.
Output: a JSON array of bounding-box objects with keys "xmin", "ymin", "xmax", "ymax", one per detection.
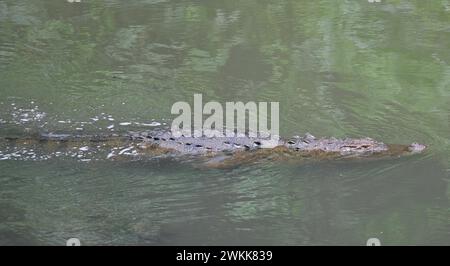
[
  {"xmin": 0, "ymin": 156, "xmax": 448, "ymax": 245},
  {"xmin": 0, "ymin": 0, "xmax": 449, "ymax": 245}
]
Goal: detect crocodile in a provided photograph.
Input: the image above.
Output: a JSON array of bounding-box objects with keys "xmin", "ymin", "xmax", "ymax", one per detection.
[{"xmin": 0, "ymin": 129, "xmax": 427, "ymax": 168}]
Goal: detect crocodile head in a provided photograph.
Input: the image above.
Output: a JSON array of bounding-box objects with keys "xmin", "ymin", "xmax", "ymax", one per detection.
[
  {"xmin": 321, "ymin": 138, "xmax": 390, "ymax": 155},
  {"xmin": 285, "ymin": 135, "xmax": 389, "ymax": 155}
]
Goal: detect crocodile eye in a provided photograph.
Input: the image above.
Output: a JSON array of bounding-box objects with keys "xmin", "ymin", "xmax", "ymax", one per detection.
[
  {"xmin": 206, "ymin": 147, "xmax": 212, "ymax": 150},
  {"xmin": 153, "ymin": 137, "xmax": 160, "ymax": 141},
  {"xmin": 161, "ymin": 138, "xmax": 166, "ymax": 141},
  {"xmin": 288, "ymin": 140, "xmax": 296, "ymax": 144},
  {"xmin": 254, "ymin": 141, "xmax": 261, "ymax": 146},
  {"xmin": 195, "ymin": 144, "xmax": 202, "ymax": 148},
  {"xmin": 185, "ymin": 143, "xmax": 192, "ymax": 146},
  {"xmin": 169, "ymin": 137, "xmax": 175, "ymax": 141},
  {"xmin": 244, "ymin": 145, "xmax": 250, "ymax": 149},
  {"xmin": 224, "ymin": 141, "xmax": 231, "ymax": 145}
]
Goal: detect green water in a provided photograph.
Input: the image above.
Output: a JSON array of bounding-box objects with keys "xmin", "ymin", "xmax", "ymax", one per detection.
[{"xmin": 0, "ymin": 0, "xmax": 449, "ymax": 245}]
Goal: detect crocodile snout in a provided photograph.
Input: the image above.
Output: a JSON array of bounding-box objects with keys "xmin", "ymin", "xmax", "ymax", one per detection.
[{"xmin": 408, "ymin": 143, "xmax": 427, "ymax": 154}]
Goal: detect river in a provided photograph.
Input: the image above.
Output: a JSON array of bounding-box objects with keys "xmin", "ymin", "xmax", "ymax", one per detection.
[{"xmin": 0, "ymin": 0, "xmax": 449, "ymax": 245}]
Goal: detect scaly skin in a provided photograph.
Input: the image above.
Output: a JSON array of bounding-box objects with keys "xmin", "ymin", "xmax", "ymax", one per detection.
[{"xmin": 0, "ymin": 130, "xmax": 427, "ymax": 167}]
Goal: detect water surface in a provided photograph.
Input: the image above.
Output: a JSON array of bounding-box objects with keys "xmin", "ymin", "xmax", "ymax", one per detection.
[{"xmin": 0, "ymin": 0, "xmax": 449, "ymax": 245}]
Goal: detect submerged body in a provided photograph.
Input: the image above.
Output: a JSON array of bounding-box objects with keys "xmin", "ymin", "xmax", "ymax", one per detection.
[{"xmin": 0, "ymin": 130, "xmax": 426, "ymax": 167}]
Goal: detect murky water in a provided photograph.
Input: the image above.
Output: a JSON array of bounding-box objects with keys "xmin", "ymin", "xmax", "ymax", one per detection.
[{"xmin": 0, "ymin": 0, "xmax": 449, "ymax": 245}]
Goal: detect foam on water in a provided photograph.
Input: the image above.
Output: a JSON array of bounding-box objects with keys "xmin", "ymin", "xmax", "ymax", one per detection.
[{"xmin": 0, "ymin": 100, "xmax": 163, "ymax": 162}]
